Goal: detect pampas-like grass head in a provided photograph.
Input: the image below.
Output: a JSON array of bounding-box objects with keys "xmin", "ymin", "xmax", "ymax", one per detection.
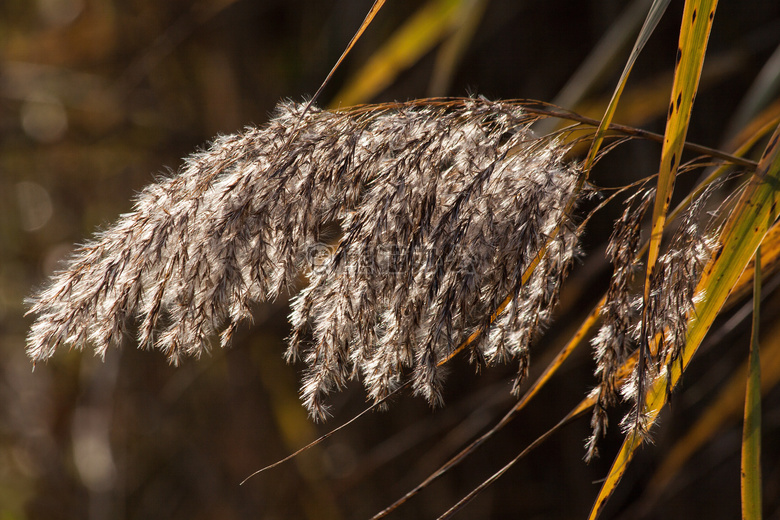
[{"xmin": 26, "ymin": 99, "xmax": 584, "ymax": 418}]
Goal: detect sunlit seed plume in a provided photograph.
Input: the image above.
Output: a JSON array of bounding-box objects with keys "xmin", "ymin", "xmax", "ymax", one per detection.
[
  {"xmin": 619, "ymin": 183, "xmax": 717, "ymax": 430},
  {"xmin": 26, "ymin": 98, "xmax": 584, "ymax": 419},
  {"xmin": 585, "ymin": 188, "xmax": 652, "ymax": 460},
  {"xmin": 586, "ymin": 181, "xmax": 719, "ymax": 459}
]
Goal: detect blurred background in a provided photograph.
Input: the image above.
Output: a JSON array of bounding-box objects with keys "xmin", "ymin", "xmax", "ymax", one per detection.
[{"xmin": 2, "ymin": 0, "xmax": 780, "ymax": 518}]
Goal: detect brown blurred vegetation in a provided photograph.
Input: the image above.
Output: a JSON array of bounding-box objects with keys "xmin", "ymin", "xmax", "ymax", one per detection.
[{"xmin": 2, "ymin": 1, "xmax": 780, "ymax": 519}]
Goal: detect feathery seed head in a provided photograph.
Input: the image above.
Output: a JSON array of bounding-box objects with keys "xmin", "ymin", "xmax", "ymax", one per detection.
[{"xmin": 26, "ymin": 99, "xmax": 583, "ymax": 418}]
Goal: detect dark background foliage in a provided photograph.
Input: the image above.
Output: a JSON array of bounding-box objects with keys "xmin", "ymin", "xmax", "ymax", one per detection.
[{"xmin": 2, "ymin": 1, "xmax": 780, "ymax": 518}]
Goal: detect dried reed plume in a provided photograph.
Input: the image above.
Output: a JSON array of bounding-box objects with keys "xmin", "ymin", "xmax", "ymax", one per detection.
[
  {"xmin": 26, "ymin": 99, "xmax": 584, "ymax": 418},
  {"xmin": 587, "ymin": 181, "xmax": 717, "ymax": 458}
]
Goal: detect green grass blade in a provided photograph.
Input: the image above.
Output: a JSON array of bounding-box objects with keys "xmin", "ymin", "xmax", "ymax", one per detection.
[
  {"xmin": 647, "ymin": 309, "xmax": 780, "ymax": 505},
  {"xmin": 588, "ymin": 122, "xmax": 780, "ymax": 520},
  {"xmin": 742, "ymin": 246, "xmax": 763, "ymax": 520}
]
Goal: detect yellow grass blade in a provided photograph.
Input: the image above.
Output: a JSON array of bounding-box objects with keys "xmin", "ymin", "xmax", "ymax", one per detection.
[
  {"xmin": 635, "ymin": 0, "xmax": 718, "ymax": 445},
  {"xmin": 574, "ymin": 48, "xmax": 744, "ymax": 130},
  {"xmin": 553, "ymin": 0, "xmax": 654, "ymax": 113},
  {"xmin": 311, "ymin": 0, "xmax": 387, "ymax": 107},
  {"xmin": 288, "ymin": 0, "xmax": 386, "ymax": 149},
  {"xmin": 727, "ymin": 42, "xmax": 780, "ymax": 142},
  {"xmin": 582, "ymin": 0, "xmax": 671, "ymax": 173},
  {"xmin": 427, "ymin": 0, "xmax": 489, "ymax": 96},
  {"xmin": 742, "ymin": 246, "xmax": 763, "ymax": 520},
  {"xmin": 588, "ymin": 122, "xmax": 780, "ymax": 520},
  {"xmin": 726, "ymin": 102, "xmax": 780, "ymax": 154},
  {"xmin": 731, "ymin": 220, "xmax": 780, "ymax": 305},
  {"xmin": 332, "ymin": 0, "xmax": 461, "ymax": 106},
  {"xmin": 643, "ymin": 0, "xmax": 718, "ymax": 283}
]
